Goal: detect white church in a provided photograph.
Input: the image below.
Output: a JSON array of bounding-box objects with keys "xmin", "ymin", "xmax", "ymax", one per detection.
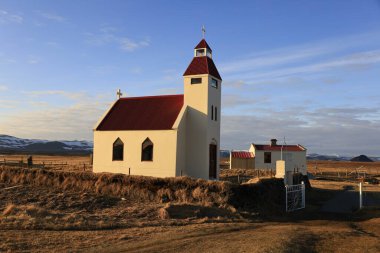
[{"xmin": 93, "ymin": 37, "xmax": 222, "ymax": 180}]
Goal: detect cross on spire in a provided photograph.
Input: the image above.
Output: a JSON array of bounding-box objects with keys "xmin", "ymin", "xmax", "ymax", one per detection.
[
  {"xmin": 116, "ymin": 89, "xmax": 122, "ymax": 99},
  {"xmin": 201, "ymin": 25, "xmax": 206, "ymax": 39}
]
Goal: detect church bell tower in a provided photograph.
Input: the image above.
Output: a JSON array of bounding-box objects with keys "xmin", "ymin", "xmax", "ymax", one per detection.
[{"xmin": 183, "ymin": 34, "xmax": 222, "ymax": 180}]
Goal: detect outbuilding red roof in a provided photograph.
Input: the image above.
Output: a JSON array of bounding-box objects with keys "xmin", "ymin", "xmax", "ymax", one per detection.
[
  {"xmin": 96, "ymin": 94, "xmax": 184, "ymax": 131},
  {"xmin": 231, "ymin": 151, "xmax": 254, "ymax": 159},
  {"xmin": 194, "ymin": 39, "xmax": 212, "ymax": 51},
  {"xmin": 183, "ymin": 56, "xmax": 222, "ymax": 80},
  {"xmin": 253, "ymin": 145, "xmax": 305, "ymax": 152}
]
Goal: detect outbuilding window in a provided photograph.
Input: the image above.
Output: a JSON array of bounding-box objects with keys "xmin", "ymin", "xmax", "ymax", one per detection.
[
  {"xmin": 141, "ymin": 138, "xmax": 153, "ymax": 161},
  {"xmin": 264, "ymin": 152, "xmax": 271, "ymax": 164},
  {"xmin": 112, "ymin": 138, "xmax": 124, "ymax": 161}
]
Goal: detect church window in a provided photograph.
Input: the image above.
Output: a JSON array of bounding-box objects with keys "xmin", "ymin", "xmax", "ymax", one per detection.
[
  {"xmin": 215, "ymin": 107, "xmax": 217, "ymax": 121},
  {"xmin": 191, "ymin": 78, "xmax": 202, "ymax": 84},
  {"xmin": 264, "ymin": 152, "xmax": 271, "ymax": 163},
  {"xmin": 196, "ymin": 49, "xmax": 205, "ymax": 56},
  {"xmin": 211, "ymin": 105, "xmax": 214, "ymax": 120},
  {"xmin": 211, "ymin": 78, "xmax": 218, "ymax": 88},
  {"xmin": 112, "ymin": 138, "xmax": 124, "ymax": 161},
  {"xmin": 141, "ymin": 138, "xmax": 153, "ymax": 161}
]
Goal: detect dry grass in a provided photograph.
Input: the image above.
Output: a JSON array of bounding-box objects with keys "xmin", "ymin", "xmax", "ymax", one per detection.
[
  {"xmin": 0, "ymin": 167, "xmax": 232, "ymax": 206},
  {"xmin": 308, "ymin": 160, "xmax": 380, "ymax": 175},
  {"xmin": 0, "ymin": 166, "xmax": 285, "ymax": 213},
  {"xmin": 2, "ymin": 159, "xmax": 379, "ymax": 252}
]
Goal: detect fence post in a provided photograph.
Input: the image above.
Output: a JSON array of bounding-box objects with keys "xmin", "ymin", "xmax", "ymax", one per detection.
[
  {"xmin": 285, "ymin": 185, "xmax": 288, "ymax": 212},
  {"xmin": 359, "ymin": 182, "xmax": 363, "ymax": 210},
  {"xmin": 237, "ymin": 174, "xmax": 240, "ymax": 184},
  {"xmin": 301, "ymin": 181, "xmax": 305, "ymax": 208}
]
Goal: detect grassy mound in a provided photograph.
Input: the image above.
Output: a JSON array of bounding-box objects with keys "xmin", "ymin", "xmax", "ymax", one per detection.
[{"xmin": 0, "ymin": 167, "xmax": 285, "ymax": 213}]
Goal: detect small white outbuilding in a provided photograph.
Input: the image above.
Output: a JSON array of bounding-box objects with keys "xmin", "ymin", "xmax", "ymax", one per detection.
[{"xmin": 249, "ymin": 139, "xmax": 307, "ymax": 175}]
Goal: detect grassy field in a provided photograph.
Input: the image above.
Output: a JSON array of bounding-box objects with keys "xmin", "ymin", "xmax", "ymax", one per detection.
[
  {"xmin": 0, "ymin": 156, "xmax": 380, "ymax": 252},
  {"xmin": 308, "ymin": 160, "xmax": 380, "ymax": 174}
]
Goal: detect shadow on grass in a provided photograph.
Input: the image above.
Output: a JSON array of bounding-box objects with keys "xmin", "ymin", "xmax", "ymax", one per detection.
[{"xmin": 253, "ymin": 186, "xmax": 380, "ymax": 223}]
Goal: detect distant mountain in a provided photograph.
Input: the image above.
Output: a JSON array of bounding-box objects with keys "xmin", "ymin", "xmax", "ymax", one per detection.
[
  {"xmin": 0, "ymin": 135, "xmax": 93, "ymax": 155},
  {"xmin": 306, "ymin": 153, "xmax": 352, "ymax": 161},
  {"xmin": 350, "ymin": 155, "xmax": 373, "ymax": 162},
  {"xmin": 307, "ymin": 153, "xmax": 380, "ymax": 162}
]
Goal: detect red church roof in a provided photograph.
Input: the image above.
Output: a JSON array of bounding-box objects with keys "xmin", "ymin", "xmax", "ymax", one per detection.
[
  {"xmin": 96, "ymin": 94, "xmax": 184, "ymax": 131},
  {"xmin": 194, "ymin": 39, "xmax": 212, "ymax": 51},
  {"xmin": 253, "ymin": 144, "xmax": 305, "ymax": 152},
  {"xmin": 183, "ymin": 56, "xmax": 222, "ymax": 80}
]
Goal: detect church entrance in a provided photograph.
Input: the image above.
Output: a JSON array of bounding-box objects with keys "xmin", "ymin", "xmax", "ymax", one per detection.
[{"xmin": 209, "ymin": 144, "xmax": 217, "ymax": 179}]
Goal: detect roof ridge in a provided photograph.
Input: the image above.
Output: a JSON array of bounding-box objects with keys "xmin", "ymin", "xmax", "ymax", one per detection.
[{"xmin": 119, "ymin": 94, "xmax": 184, "ymax": 100}]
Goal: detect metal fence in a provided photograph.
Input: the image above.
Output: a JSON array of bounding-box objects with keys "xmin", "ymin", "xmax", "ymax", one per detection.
[{"xmin": 285, "ymin": 182, "xmax": 305, "ymax": 212}]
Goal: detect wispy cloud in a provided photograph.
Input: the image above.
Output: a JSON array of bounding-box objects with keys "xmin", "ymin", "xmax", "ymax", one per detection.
[
  {"xmin": 221, "ymin": 32, "xmax": 380, "ymax": 84},
  {"xmin": 85, "ymin": 26, "xmax": 150, "ymax": 52},
  {"xmin": 0, "ymin": 10, "xmax": 23, "ymax": 24},
  {"xmin": 234, "ymin": 49, "xmax": 380, "ymax": 84},
  {"xmin": 27, "ymin": 55, "xmax": 40, "ymax": 65},
  {"xmin": 0, "ymin": 85, "xmax": 8, "ymax": 92},
  {"xmin": 23, "ymin": 90, "xmax": 87, "ymax": 100},
  {"xmin": 35, "ymin": 11, "xmax": 65, "ymax": 22},
  {"xmin": 120, "ymin": 38, "xmax": 150, "ymax": 52},
  {"xmin": 0, "ymin": 99, "xmax": 19, "ymax": 109},
  {"xmin": 221, "ymin": 106, "xmax": 380, "ymax": 156},
  {"xmin": 0, "ymin": 91, "xmax": 113, "ymax": 140}
]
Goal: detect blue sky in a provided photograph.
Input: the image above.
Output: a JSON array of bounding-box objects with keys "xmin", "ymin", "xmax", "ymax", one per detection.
[{"xmin": 1, "ymin": 0, "xmax": 380, "ymax": 156}]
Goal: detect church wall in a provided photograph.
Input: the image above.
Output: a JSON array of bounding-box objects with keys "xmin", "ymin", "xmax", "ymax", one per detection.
[
  {"xmin": 93, "ymin": 130, "xmax": 177, "ymax": 177},
  {"xmin": 183, "ymin": 75, "xmax": 212, "ymax": 179},
  {"xmin": 174, "ymin": 107, "xmax": 187, "ymax": 177},
  {"xmin": 183, "ymin": 74, "xmax": 222, "ymax": 180},
  {"xmin": 206, "ymin": 75, "xmax": 222, "ymax": 179},
  {"xmin": 184, "ymin": 107, "xmax": 209, "ymax": 179},
  {"xmin": 184, "ymin": 74, "xmax": 209, "ymax": 114}
]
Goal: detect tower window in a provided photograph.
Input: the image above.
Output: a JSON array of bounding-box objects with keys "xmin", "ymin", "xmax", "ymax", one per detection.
[
  {"xmin": 211, "ymin": 78, "xmax": 218, "ymax": 88},
  {"xmin": 211, "ymin": 105, "xmax": 214, "ymax": 120},
  {"xmin": 141, "ymin": 138, "xmax": 153, "ymax": 161},
  {"xmin": 215, "ymin": 107, "xmax": 217, "ymax": 121},
  {"xmin": 112, "ymin": 138, "xmax": 124, "ymax": 161},
  {"xmin": 264, "ymin": 152, "xmax": 271, "ymax": 163},
  {"xmin": 191, "ymin": 78, "xmax": 202, "ymax": 84},
  {"xmin": 196, "ymin": 49, "xmax": 205, "ymax": 56}
]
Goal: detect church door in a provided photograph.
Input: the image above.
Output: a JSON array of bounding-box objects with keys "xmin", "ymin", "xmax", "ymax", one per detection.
[{"xmin": 209, "ymin": 144, "xmax": 217, "ymax": 179}]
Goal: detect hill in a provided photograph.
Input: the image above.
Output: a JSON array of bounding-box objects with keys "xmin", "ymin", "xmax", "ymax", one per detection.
[
  {"xmin": 350, "ymin": 155, "xmax": 373, "ymax": 162},
  {"xmin": 0, "ymin": 135, "xmax": 93, "ymax": 155}
]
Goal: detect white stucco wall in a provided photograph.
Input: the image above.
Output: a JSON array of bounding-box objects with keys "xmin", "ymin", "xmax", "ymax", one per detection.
[
  {"xmin": 250, "ymin": 145, "xmax": 307, "ymax": 175},
  {"xmin": 93, "ymin": 130, "xmax": 178, "ymax": 177},
  {"xmin": 184, "ymin": 73, "xmax": 221, "ymax": 180}
]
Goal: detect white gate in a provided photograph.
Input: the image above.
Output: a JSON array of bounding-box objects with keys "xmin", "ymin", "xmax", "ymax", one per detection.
[{"xmin": 285, "ymin": 182, "xmax": 305, "ymax": 212}]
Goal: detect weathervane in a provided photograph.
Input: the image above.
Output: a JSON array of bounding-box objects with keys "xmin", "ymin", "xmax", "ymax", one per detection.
[
  {"xmin": 116, "ymin": 88, "xmax": 122, "ymax": 99},
  {"xmin": 202, "ymin": 25, "xmax": 206, "ymax": 39}
]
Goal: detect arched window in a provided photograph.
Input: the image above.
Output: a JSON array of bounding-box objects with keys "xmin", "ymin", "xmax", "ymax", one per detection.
[
  {"xmin": 112, "ymin": 138, "xmax": 124, "ymax": 161},
  {"xmin": 141, "ymin": 138, "xmax": 153, "ymax": 161}
]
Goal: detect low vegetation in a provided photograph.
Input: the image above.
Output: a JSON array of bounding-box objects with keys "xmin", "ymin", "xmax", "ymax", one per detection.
[{"xmin": 1, "ymin": 158, "xmax": 380, "ymax": 252}]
